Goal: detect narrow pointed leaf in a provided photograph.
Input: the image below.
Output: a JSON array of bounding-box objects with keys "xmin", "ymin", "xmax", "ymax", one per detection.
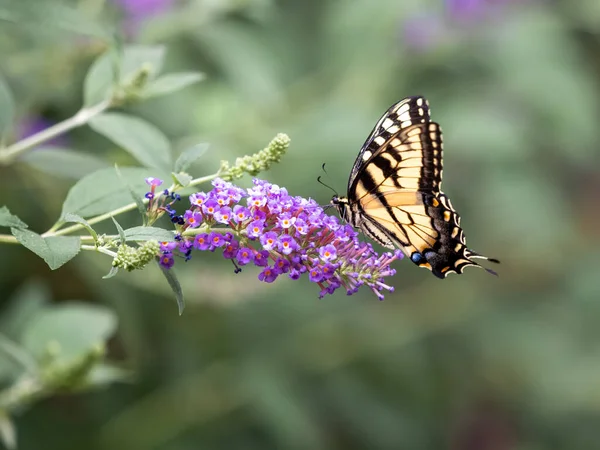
[
  {"xmin": 62, "ymin": 213, "xmax": 98, "ymax": 242},
  {"xmin": 142, "ymin": 72, "xmax": 204, "ymax": 99},
  {"xmin": 158, "ymin": 263, "xmax": 184, "ymax": 315},
  {"xmin": 174, "ymin": 143, "xmax": 209, "ymax": 173}
]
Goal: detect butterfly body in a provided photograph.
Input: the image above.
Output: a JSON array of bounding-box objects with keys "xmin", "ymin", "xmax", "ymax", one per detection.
[{"xmin": 331, "ymin": 96, "xmax": 498, "ymax": 278}]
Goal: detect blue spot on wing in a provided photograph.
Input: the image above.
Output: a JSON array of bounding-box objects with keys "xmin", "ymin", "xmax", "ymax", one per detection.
[{"xmin": 411, "ymin": 252, "xmax": 423, "ymax": 263}]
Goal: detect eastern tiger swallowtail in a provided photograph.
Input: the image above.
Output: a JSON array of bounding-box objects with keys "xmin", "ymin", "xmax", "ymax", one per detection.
[{"xmin": 331, "ymin": 96, "xmax": 499, "ymax": 278}]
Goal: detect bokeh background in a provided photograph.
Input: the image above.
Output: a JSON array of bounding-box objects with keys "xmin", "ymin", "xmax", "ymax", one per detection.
[{"xmin": 1, "ymin": 0, "xmax": 600, "ymax": 449}]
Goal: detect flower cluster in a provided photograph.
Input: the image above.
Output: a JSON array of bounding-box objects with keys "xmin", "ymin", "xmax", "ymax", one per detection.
[{"xmin": 145, "ymin": 177, "xmax": 403, "ymax": 300}]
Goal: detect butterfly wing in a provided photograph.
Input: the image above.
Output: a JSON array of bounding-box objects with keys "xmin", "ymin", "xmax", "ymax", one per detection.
[
  {"xmin": 346, "ymin": 97, "xmax": 498, "ymax": 278},
  {"xmin": 348, "ymin": 96, "xmax": 432, "ymax": 190}
]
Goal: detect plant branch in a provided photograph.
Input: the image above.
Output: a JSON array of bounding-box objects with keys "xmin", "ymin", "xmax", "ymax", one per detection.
[{"xmin": 0, "ymin": 98, "xmax": 113, "ymax": 165}]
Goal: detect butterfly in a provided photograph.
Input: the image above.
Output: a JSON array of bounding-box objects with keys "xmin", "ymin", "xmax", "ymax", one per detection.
[{"xmin": 330, "ymin": 96, "xmax": 499, "ymax": 278}]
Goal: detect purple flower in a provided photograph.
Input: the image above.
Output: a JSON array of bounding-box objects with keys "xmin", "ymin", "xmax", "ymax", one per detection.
[
  {"xmin": 113, "ymin": 0, "xmax": 176, "ymax": 19},
  {"xmin": 193, "ymin": 233, "xmax": 210, "ymax": 250},
  {"xmin": 248, "ymin": 194, "xmax": 267, "ymax": 208},
  {"xmin": 258, "ymin": 267, "xmax": 278, "ymax": 283},
  {"xmin": 278, "ymin": 235, "xmax": 297, "ymax": 255},
  {"xmin": 214, "ymin": 206, "xmax": 232, "ymax": 224},
  {"xmin": 308, "ymin": 266, "xmax": 323, "ymax": 283},
  {"xmin": 208, "ymin": 232, "xmax": 226, "ymax": 248},
  {"xmin": 293, "ymin": 219, "xmax": 308, "ymax": 236},
  {"xmin": 202, "ymin": 199, "xmax": 219, "ymax": 216},
  {"xmin": 184, "ymin": 210, "xmax": 202, "ymax": 228},
  {"xmin": 236, "ymin": 247, "xmax": 253, "ymax": 266},
  {"xmin": 16, "ymin": 116, "xmax": 68, "ymax": 148},
  {"xmin": 159, "ymin": 253, "xmax": 175, "ymax": 269},
  {"xmin": 215, "ymin": 193, "xmax": 231, "ymax": 208},
  {"xmin": 318, "ymin": 244, "xmax": 337, "ymax": 262},
  {"xmin": 189, "ymin": 192, "xmax": 207, "ymax": 208},
  {"xmin": 288, "ymin": 268, "xmax": 301, "ymax": 280},
  {"xmin": 277, "ymin": 213, "xmax": 296, "ymax": 229},
  {"xmin": 321, "ymin": 263, "xmax": 337, "ymax": 279},
  {"xmin": 253, "ymin": 250, "xmax": 270, "ymax": 267},
  {"xmin": 223, "ymin": 240, "xmax": 239, "ymax": 259},
  {"xmin": 274, "ymin": 258, "xmax": 290, "ymax": 273},
  {"xmin": 233, "ymin": 205, "xmax": 250, "ymax": 223},
  {"xmin": 145, "ymin": 177, "xmax": 163, "ymax": 187},
  {"xmin": 247, "ymin": 220, "xmax": 265, "ymax": 239},
  {"xmin": 160, "ymin": 241, "xmax": 177, "ymax": 252},
  {"xmin": 260, "ymin": 231, "xmax": 278, "ymax": 251},
  {"xmin": 158, "ymin": 177, "xmax": 401, "ymax": 300}
]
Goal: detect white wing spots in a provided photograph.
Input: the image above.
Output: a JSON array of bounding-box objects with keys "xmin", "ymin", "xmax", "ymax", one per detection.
[
  {"xmin": 362, "ymin": 150, "xmax": 372, "ymax": 161},
  {"xmin": 387, "ymin": 125, "xmax": 400, "ymax": 134},
  {"xmin": 395, "ymin": 103, "xmax": 410, "ymax": 116},
  {"xmin": 374, "ymin": 136, "xmax": 386, "ymax": 146},
  {"xmin": 418, "ymin": 108, "xmax": 424, "ymax": 116},
  {"xmin": 381, "ymin": 118, "xmax": 395, "ymax": 129},
  {"xmin": 416, "ymin": 98, "xmax": 424, "ymax": 106}
]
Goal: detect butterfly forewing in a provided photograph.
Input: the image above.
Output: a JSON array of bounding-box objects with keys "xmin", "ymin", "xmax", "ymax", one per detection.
[{"xmin": 349, "ymin": 96, "xmax": 431, "ymax": 189}]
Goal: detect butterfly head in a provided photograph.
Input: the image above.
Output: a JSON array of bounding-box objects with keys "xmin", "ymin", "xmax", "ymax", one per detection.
[{"xmin": 330, "ymin": 195, "xmax": 352, "ymax": 223}]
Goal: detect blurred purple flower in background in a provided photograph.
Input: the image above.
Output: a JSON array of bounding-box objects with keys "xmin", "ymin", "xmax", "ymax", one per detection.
[
  {"xmin": 111, "ymin": 0, "xmax": 177, "ymax": 36},
  {"xmin": 447, "ymin": 0, "xmax": 511, "ymax": 22},
  {"xmin": 401, "ymin": 13, "xmax": 448, "ymax": 53},
  {"xmin": 402, "ymin": 0, "xmax": 516, "ymax": 52},
  {"xmin": 113, "ymin": 0, "xmax": 177, "ymax": 19},
  {"xmin": 16, "ymin": 116, "xmax": 68, "ymax": 148}
]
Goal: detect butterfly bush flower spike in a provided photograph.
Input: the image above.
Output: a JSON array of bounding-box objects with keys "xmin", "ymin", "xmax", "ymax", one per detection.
[
  {"xmin": 219, "ymin": 133, "xmax": 291, "ymax": 181},
  {"xmin": 155, "ymin": 177, "xmax": 402, "ymax": 300}
]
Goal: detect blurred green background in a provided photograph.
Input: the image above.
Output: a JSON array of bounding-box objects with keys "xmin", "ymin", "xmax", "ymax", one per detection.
[{"xmin": 1, "ymin": 0, "xmax": 600, "ymax": 449}]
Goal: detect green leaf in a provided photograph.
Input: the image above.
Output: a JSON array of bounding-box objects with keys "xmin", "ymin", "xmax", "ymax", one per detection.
[
  {"xmin": 0, "ymin": 206, "xmax": 27, "ymax": 229},
  {"xmin": 172, "ymin": 172, "xmax": 192, "ymax": 187},
  {"xmin": 89, "ymin": 113, "xmax": 171, "ymax": 169},
  {"xmin": 174, "ymin": 143, "xmax": 209, "ymax": 173},
  {"xmin": 111, "ymin": 217, "xmax": 126, "ymax": 244},
  {"xmin": 60, "ymin": 167, "xmax": 169, "ymax": 218},
  {"xmin": 124, "ymin": 226, "xmax": 175, "ymax": 242},
  {"xmin": 102, "ymin": 266, "xmax": 119, "ymax": 279},
  {"xmin": 0, "ymin": 411, "xmax": 16, "ymax": 450},
  {"xmin": 115, "ymin": 165, "xmax": 146, "ymax": 218},
  {"xmin": 21, "ymin": 303, "xmax": 117, "ymax": 364},
  {"xmin": 0, "ymin": 74, "xmax": 15, "ymax": 139},
  {"xmin": 142, "ymin": 72, "xmax": 205, "ymax": 99},
  {"xmin": 62, "ymin": 213, "xmax": 98, "ymax": 242},
  {"xmin": 0, "ymin": 280, "xmax": 49, "ymax": 340},
  {"xmin": 11, "ymin": 229, "xmax": 80, "ymax": 270},
  {"xmin": 158, "ymin": 263, "xmax": 185, "ymax": 315},
  {"xmin": 84, "ymin": 45, "xmax": 166, "ymax": 106},
  {"xmin": 21, "ymin": 147, "xmax": 109, "ymax": 179}
]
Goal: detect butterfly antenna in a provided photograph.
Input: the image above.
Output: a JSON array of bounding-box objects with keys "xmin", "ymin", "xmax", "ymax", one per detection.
[{"xmin": 317, "ymin": 164, "xmax": 338, "ymax": 196}]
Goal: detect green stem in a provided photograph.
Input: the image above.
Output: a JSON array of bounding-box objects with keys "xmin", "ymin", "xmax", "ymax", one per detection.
[
  {"xmin": 0, "ymin": 99, "xmax": 113, "ymax": 165},
  {"xmin": 44, "ymin": 173, "xmax": 220, "ymax": 238},
  {"xmin": 81, "ymin": 245, "xmax": 117, "ymax": 257}
]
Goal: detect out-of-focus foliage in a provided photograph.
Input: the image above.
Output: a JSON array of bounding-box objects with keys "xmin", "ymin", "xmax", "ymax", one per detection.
[{"xmin": 1, "ymin": 0, "xmax": 600, "ymax": 448}]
